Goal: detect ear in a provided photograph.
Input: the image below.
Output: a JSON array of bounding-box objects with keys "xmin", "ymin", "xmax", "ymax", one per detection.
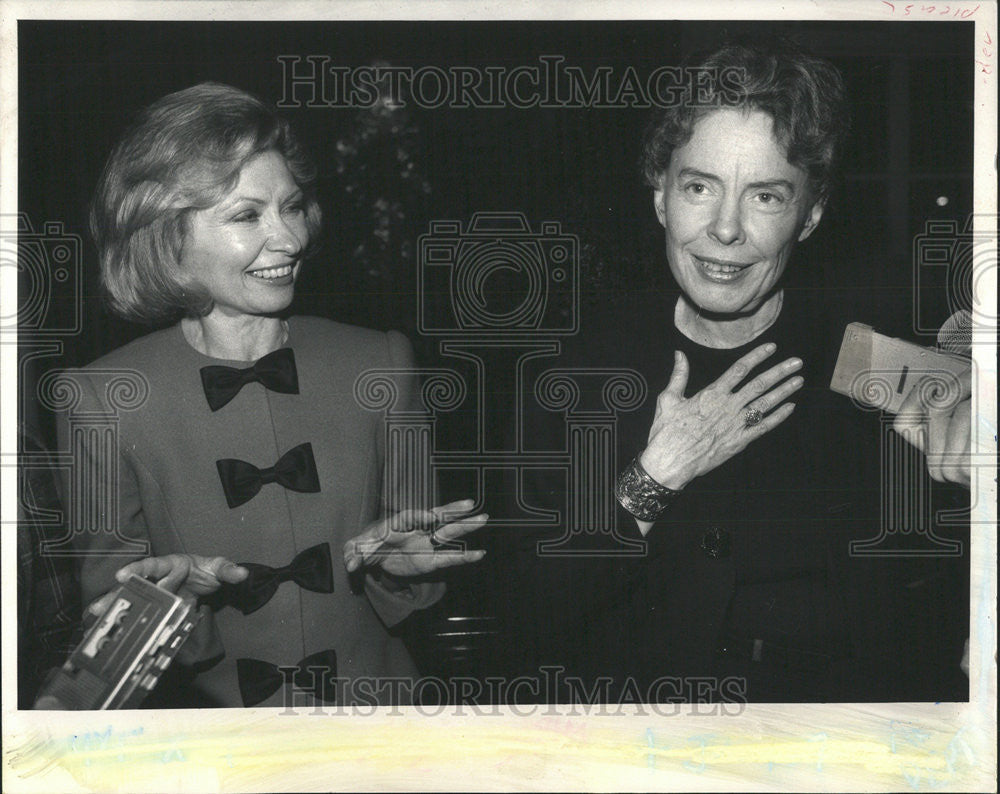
[
  {"xmin": 797, "ymin": 198, "xmax": 825, "ymax": 242},
  {"xmin": 653, "ymin": 186, "xmax": 667, "ymax": 228}
]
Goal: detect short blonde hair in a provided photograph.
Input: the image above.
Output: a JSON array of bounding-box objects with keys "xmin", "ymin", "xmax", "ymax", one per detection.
[{"xmin": 90, "ymin": 82, "xmax": 322, "ymax": 323}]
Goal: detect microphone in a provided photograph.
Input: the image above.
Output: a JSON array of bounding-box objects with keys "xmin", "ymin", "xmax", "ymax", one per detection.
[{"xmin": 936, "ymin": 309, "xmax": 972, "ymax": 357}]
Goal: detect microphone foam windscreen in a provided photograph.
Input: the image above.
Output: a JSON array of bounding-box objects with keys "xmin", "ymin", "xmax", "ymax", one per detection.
[{"xmin": 937, "ymin": 309, "xmax": 972, "ymax": 356}]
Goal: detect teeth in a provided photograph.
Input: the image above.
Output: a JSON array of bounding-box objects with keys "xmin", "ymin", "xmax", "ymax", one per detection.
[
  {"xmin": 700, "ymin": 259, "xmax": 745, "ymax": 273},
  {"xmin": 698, "ymin": 257, "xmax": 749, "ymax": 277},
  {"xmin": 248, "ymin": 265, "xmax": 293, "ymax": 280}
]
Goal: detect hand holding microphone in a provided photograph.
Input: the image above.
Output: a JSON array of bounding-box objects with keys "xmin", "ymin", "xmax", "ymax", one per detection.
[
  {"xmin": 831, "ymin": 310, "xmax": 973, "ymax": 488},
  {"xmin": 894, "ymin": 311, "xmax": 973, "ymax": 488}
]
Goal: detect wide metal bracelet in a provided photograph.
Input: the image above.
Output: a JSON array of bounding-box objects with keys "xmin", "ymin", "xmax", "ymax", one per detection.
[{"xmin": 615, "ymin": 456, "xmax": 682, "ymax": 521}]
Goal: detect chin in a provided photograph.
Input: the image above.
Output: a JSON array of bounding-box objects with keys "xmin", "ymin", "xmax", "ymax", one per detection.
[
  {"xmin": 688, "ymin": 289, "xmax": 756, "ymax": 317},
  {"xmin": 245, "ymin": 293, "xmax": 295, "ymax": 317}
]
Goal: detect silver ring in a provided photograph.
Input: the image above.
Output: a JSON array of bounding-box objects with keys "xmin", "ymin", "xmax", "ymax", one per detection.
[
  {"xmin": 429, "ymin": 532, "xmax": 446, "ymax": 549},
  {"xmin": 743, "ymin": 407, "xmax": 764, "ymax": 428}
]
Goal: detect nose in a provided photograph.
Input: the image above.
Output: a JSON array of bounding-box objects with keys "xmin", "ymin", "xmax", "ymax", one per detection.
[
  {"xmin": 707, "ymin": 194, "xmax": 745, "ymax": 246},
  {"xmin": 265, "ymin": 213, "xmax": 305, "ymax": 256}
]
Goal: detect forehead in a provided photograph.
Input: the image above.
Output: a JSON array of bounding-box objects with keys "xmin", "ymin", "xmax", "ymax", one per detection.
[
  {"xmin": 231, "ymin": 150, "xmax": 297, "ymax": 189},
  {"xmin": 671, "ymin": 108, "xmax": 804, "ymax": 183}
]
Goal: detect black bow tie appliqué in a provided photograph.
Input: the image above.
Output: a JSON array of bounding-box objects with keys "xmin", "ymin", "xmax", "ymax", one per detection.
[
  {"xmin": 200, "ymin": 347, "xmax": 299, "ymax": 411},
  {"xmin": 237, "ymin": 649, "xmax": 338, "ymax": 707},
  {"xmin": 216, "ymin": 442, "xmax": 320, "ymax": 509},
  {"xmin": 207, "ymin": 543, "xmax": 334, "ymax": 615}
]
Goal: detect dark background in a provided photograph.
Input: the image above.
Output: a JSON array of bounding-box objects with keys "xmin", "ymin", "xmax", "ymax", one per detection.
[{"xmin": 17, "ymin": 20, "xmax": 974, "ymax": 680}]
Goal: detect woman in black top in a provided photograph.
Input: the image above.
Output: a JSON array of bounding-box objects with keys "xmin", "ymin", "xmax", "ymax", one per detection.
[{"xmin": 511, "ymin": 39, "xmax": 970, "ymax": 703}]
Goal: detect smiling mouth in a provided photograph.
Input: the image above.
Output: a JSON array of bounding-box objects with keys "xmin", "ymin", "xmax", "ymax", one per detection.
[
  {"xmin": 247, "ymin": 264, "xmax": 295, "ymax": 281},
  {"xmin": 694, "ymin": 255, "xmax": 754, "ymax": 280}
]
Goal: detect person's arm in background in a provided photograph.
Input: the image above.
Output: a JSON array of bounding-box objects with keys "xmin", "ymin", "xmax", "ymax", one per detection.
[{"xmin": 17, "ymin": 425, "xmax": 82, "ymax": 708}]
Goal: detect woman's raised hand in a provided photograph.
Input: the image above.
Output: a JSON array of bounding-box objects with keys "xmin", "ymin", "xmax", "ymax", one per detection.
[
  {"xmin": 639, "ymin": 343, "xmax": 804, "ymax": 490},
  {"xmin": 343, "ymin": 499, "xmax": 488, "ymax": 578}
]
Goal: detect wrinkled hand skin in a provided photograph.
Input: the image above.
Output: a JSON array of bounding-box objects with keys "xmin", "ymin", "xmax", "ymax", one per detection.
[
  {"xmin": 893, "ymin": 371, "xmax": 972, "ymax": 489},
  {"xmin": 343, "ymin": 499, "xmax": 488, "ymax": 578},
  {"xmin": 86, "ymin": 554, "xmax": 250, "ymax": 616},
  {"xmin": 640, "ymin": 343, "xmax": 804, "ymax": 491}
]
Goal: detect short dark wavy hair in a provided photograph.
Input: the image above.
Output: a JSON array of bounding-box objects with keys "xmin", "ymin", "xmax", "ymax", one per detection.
[
  {"xmin": 91, "ymin": 82, "xmax": 322, "ymax": 323},
  {"xmin": 640, "ymin": 38, "xmax": 850, "ymax": 202}
]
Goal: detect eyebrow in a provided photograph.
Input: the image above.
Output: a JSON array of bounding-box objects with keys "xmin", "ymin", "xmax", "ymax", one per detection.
[
  {"xmin": 676, "ymin": 168, "xmax": 797, "ymax": 196},
  {"xmin": 223, "ymin": 189, "xmax": 304, "ymax": 208}
]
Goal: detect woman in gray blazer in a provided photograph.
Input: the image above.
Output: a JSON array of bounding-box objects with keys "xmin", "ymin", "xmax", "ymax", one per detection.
[{"xmin": 64, "ymin": 82, "xmax": 486, "ymax": 708}]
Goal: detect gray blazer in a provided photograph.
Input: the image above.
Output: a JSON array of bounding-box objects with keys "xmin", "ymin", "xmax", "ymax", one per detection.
[{"xmin": 58, "ymin": 316, "xmax": 443, "ymax": 707}]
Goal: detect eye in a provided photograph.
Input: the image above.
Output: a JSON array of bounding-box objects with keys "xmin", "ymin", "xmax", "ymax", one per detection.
[
  {"xmin": 684, "ymin": 181, "xmax": 710, "ymax": 197},
  {"xmin": 232, "ymin": 209, "xmax": 259, "ymax": 223},
  {"xmin": 282, "ymin": 201, "xmax": 306, "ymax": 216},
  {"xmin": 755, "ymin": 191, "xmax": 785, "ymax": 206}
]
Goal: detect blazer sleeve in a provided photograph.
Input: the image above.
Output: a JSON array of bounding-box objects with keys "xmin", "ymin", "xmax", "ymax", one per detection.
[
  {"xmin": 364, "ymin": 330, "xmax": 446, "ymax": 627},
  {"xmin": 56, "ymin": 367, "xmax": 223, "ymax": 667},
  {"xmin": 55, "ymin": 370, "xmax": 150, "ymax": 605}
]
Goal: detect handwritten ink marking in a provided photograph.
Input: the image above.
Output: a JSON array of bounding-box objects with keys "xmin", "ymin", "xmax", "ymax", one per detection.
[
  {"xmin": 890, "ymin": 720, "xmax": 931, "ymax": 754},
  {"xmin": 808, "ymin": 732, "xmax": 828, "ymax": 772},
  {"xmin": 980, "ymin": 29, "xmax": 995, "ymax": 85},
  {"xmin": 161, "ymin": 748, "xmax": 185, "ymax": 764},
  {"xmin": 882, "ymin": 1, "xmax": 980, "ymax": 16},
  {"xmin": 681, "ymin": 733, "xmax": 713, "ymax": 774},
  {"xmin": 646, "ymin": 728, "xmax": 657, "ymax": 770}
]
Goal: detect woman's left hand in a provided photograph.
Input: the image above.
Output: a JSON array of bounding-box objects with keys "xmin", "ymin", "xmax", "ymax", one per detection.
[{"xmin": 343, "ymin": 499, "xmax": 488, "ymax": 578}]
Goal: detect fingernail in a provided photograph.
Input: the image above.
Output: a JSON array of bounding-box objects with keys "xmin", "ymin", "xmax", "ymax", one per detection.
[
  {"xmin": 478, "ymin": 513, "xmax": 489, "ymax": 521},
  {"xmin": 792, "ymin": 376, "xmax": 804, "ymax": 387},
  {"xmin": 789, "ymin": 358, "xmax": 802, "ymax": 367},
  {"xmin": 765, "ymin": 343, "xmax": 777, "ymax": 352}
]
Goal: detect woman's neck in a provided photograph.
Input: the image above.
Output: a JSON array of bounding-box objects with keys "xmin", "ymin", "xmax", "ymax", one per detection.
[
  {"xmin": 674, "ymin": 290, "xmax": 784, "ymax": 349},
  {"xmin": 181, "ymin": 312, "xmax": 288, "ymax": 361}
]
